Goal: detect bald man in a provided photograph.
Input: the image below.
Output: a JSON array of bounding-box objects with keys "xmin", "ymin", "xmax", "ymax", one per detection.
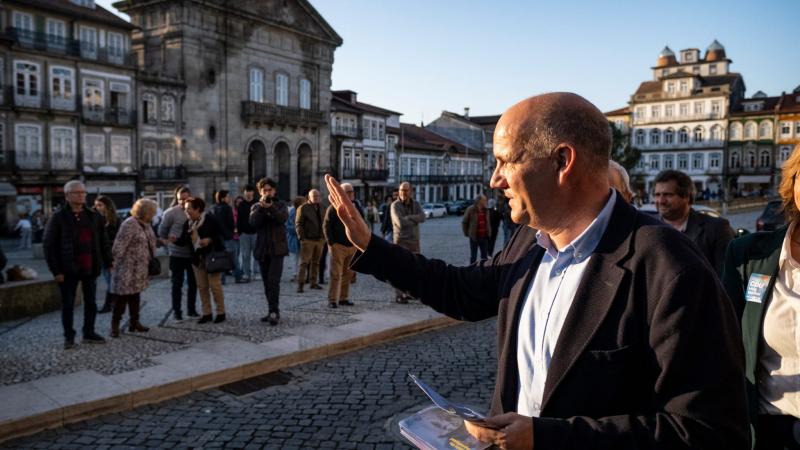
[
  {"xmin": 295, "ymin": 189, "xmax": 325, "ymax": 293},
  {"xmin": 608, "ymin": 160, "xmax": 633, "ymax": 203},
  {"xmin": 325, "ymin": 92, "xmax": 747, "ymax": 449}
]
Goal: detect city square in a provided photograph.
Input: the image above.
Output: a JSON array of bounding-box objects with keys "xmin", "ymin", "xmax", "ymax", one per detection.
[{"xmin": 1, "ymin": 0, "xmax": 799, "ymax": 449}]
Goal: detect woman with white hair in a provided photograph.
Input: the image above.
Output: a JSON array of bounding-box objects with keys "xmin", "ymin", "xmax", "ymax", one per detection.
[{"xmin": 109, "ymin": 198, "xmax": 158, "ymax": 337}]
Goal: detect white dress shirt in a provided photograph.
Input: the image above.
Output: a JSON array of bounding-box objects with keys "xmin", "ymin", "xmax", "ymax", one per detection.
[{"xmin": 516, "ymin": 190, "xmax": 616, "ymax": 417}]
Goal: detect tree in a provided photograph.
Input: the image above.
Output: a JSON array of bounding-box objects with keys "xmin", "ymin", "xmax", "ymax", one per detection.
[{"xmin": 609, "ymin": 122, "xmax": 641, "ymax": 173}]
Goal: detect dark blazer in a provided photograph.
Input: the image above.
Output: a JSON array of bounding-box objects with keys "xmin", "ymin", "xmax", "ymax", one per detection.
[
  {"xmin": 353, "ymin": 196, "xmax": 748, "ymax": 450},
  {"xmin": 209, "ymin": 202, "xmax": 235, "ymax": 240},
  {"xmin": 721, "ymin": 226, "xmax": 787, "ymax": 441},
  {"xmin": 684, "ymin": 208, "xmax": 735, "ymax": 274},
  {"xmin": 237, "ymin": 199, "xmax": 257, "ymax": 235},
  {"xmin": 323, "ymin": 205, "xmax": 352, "ymax": 247},
  {"xmin": 0, "ymin": 245, "xmax": 6, "ymax": 284},
  {"xmin": 249, "ymin": 200, "xmax": 289, "ymax": 260},
  {"xmin": 178, "ymin": 213, "xmax": 226, "ymax": 267},
  {"xmin": 43, "ymin": 205, "xmax": 112, "ymax": 278},
  {"xmin": 295, "ymin": 202, "xmax": 324, "ymax": 240}
]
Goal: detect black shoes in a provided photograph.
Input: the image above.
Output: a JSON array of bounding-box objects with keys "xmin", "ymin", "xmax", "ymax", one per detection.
[
  {"xmin": 338, "ymin": 300, "xmax": 354, "ymax": 306},
  {"xmin": 188, "ymin": 311, "xmax": 200, "ymax": 318},
  {"xmin": 83, "ymin": 333, "xmax": 107, "ymax": 344},
  {"xmin": 297, "ymin": 285, "xmax": 304, "ymax": 293},
  {"xmin": 260, "ymin": 312, "xmax": 279, "ymax": 326},
  {"xmin": 64, "ymin": 338, "xmax": 76, "ymax": 350},
  {"xmin": 328, "ymin": 302, "xmax": 338, "ymax": 308},
  {"xmin": 310, "ymin": 284, "xmax": 322, "ymax": 290},
  {"xmin": 198, "ymin": 314, "xmax": 213, "ymax": 324},
  {"xmin": 213, "ymin": 314, "xmax": 226, "ymax": 324}
]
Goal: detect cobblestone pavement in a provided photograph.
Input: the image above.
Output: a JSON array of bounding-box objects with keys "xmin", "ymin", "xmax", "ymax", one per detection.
[
  {"xmin": 0, "ymin": 215, "xmax": 476, "ymax": 386},
  {"xmin": 2, "ymin": 318, "xmax": 497, "ymax": 449}
]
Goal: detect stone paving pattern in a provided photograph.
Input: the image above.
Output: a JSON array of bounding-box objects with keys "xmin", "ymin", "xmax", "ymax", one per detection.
[
  {"xmin": 2, "ymin": 317, "xmax": 497, "ymax": 449},
  {"xmin": 0, "ymin": 216, "xmax": 478, "ymax": 386}
]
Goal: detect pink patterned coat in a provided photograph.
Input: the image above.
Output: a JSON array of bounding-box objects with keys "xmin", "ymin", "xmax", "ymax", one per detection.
[{"xmin": 111, "ymin": 217, "xmax": 156, "ymax": 295}]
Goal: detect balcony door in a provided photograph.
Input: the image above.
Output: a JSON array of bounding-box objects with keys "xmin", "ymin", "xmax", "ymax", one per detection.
[
  {"xmin": 273, "ymin": 142, "xmax": 290, "ymax": 200},
  {"xmin": 247, "ymin": 140, "xmax": 266, "ymax": 186},
  {"xmin": 297, "ymin": 144, "xmax": 312, "ymax": 199}
]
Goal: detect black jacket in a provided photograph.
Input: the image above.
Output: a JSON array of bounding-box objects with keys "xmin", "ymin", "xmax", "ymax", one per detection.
[
  {"xmin": 323, "ymin": 205, "xmax": 351, "ymax": 246},
  {"xmin": 209, "ymin": 202, "xmax": 234, "ymax": 240},
  {"xmin": 177, "ymin": 213, "xmax": 227, "ymax": 267},
  {"xmin": 352, "ymin": 195, "xmax": 748, "ymax": 450},
  {"xmin": 237, "ymin": 199, "xmax": 257, "ymax": 235},
  {"xmin": 249, "ymin": 200, "xmax": 289, "ymax": 260},
  {"xmin": 0, "ymin": 246, "xmax": 6, "ymax": 284},
  {"xmin": 684, "ymin": 208, "xmax": 735, "ymax": 275},
  {"xmin": 43, "ymin": 205, "xmax": 112, "ymax": 278}
]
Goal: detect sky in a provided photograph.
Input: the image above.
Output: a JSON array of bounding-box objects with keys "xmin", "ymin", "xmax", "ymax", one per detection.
[{"xmin": 97, "ymin": 0, "xmax": 799, "ymax": 123}]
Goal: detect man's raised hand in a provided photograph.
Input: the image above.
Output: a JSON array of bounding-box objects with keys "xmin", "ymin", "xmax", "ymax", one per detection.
[{"xmin": 325, "ymin": 174, "xmax": 371, "ymax": 251}]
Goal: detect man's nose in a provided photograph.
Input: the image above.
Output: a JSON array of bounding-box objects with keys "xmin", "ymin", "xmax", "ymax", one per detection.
[{"xmin": 489, "ymin": 169, "xmax": 507, "ymax": 190}]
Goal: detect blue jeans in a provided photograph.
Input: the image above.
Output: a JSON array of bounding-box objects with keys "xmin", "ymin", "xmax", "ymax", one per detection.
[
  {"xmin": 58, "ymin": 274, "xmax": 98, "ymax": 340},
  {"xmin": 169, "ymin": 256, "xmax": 197, "ymax": 315},
  {"xmin": 238, "ymin": 233, "xmax": 257, "ymax": 278},
  {"xmin": 221, "ymin": 240, "xmax": 242, "ymax": 284}
]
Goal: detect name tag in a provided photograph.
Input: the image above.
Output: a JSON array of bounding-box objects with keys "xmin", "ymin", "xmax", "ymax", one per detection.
[{"xmin": 745, "ymin": 273, "xmax": 771, "ymax": 304}]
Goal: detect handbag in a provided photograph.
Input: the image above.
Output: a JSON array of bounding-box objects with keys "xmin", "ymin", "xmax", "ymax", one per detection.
[
  {"xmin": 140, "ymin": 222, "xmax": 161, "ymax": 277},
  {"xmin": 205, "ymin": 250, "xmax": 234, "ymax": 274}
]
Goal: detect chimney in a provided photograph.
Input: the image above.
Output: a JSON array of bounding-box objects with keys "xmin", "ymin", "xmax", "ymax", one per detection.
[
  {"xmin": 350, "ymin": 92, "xmax": 357, "ymax": 104},
  {"xmin": 464, "ymin": 107, "xmax": 470, "ymax": 119}
]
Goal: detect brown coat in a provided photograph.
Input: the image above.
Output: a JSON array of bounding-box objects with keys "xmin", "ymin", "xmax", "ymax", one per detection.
[
  {"xmin": 295, "ymin": 202, "xmax": 324, "ymax": 241},
  {"xmin": 111, "ymin": 217, "xmax": 156, "ymax": 295}
]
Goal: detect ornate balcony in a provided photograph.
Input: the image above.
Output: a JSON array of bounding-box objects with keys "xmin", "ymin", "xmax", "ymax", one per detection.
[
  {"xmin": 141, "ymin": 165, "xmax": 187, "ymax": 181},
  {"xmin": 342, "ymin": 168, "xmax": 388, "ymax": 181},
  {"xmin": 241, "ymin": 101, "xmax": 326, "ymax": 128},
  {"xmin": 4, "ymin": 27, "xmax": 136, "ymax": 66},
  {"xmin": 82, "ymin": 106, "xmax": 135, "ymax": 127},
  {"xmin": 332, "ymin": 125, "xmax": 362, "ymax": 138},
  {"xmin": 0, "ymin": 149, "xmax": 77, "ymax": 172}
]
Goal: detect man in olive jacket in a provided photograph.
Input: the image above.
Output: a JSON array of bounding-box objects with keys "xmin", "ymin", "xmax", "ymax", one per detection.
[
  {"xmin": 462, "ymin": 194, "xmax": 492, "ymax": 263},
  {"xmin": 249, "ymin": 178, "xmax": 288, "ymax": 326},
  {"xmin": 43, "ymin": 180, "xmax": 112, "ymax": 349},
  {"xmin": 295, "ymin": 189, "xmax": 324, "ymax": 292},
  {"xmin": 325, "ymin": 92, "xmax": 748, "ymax": 450}
]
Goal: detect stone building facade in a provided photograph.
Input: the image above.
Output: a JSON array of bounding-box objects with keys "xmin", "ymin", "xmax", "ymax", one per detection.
[
  {"xmin": 115, "ymin": 0, "xmax": 342, "ymax": 203},
  {"xmin": 0, "ymin": 0, "xmax": 136, "ymax": 232}
]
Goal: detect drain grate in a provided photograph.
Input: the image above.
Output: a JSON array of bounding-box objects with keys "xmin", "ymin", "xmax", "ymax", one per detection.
[{"xmin": 219, "ymin": 370, "xmax": 294, "ymax": 396}]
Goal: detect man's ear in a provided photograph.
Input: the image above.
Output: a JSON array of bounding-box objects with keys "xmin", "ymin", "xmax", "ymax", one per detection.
[{"xmin": 555, "ymin": 145, "xmax": 577, "ymax": 179}]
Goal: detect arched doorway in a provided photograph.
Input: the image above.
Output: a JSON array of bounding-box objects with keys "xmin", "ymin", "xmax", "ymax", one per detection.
[
  {"xmin": 297, "ymin": 143, "xmax": 312, "ymax": 199},
  {"xmin": 247, "ymin": 140, "xmax": 266, "ymax": 186},
  {"xmin": 273, "ymin": 141, "xmax": 290, "ymax": 200}
]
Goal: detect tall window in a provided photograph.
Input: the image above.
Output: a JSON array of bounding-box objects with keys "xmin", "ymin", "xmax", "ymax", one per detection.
[
  {"xmin": 649, "ymin": 155, "xmax": 660, "ymax": 170},
  {"xmin": 635, "ymin": 107, "xmax": 645, "ymax": 120},
  {"xmin": 110, "ymin": 136, "xmax": 131, "ymax": 163},
  {"xmin": 709, "ymin": 65, "xmax": 718, "ymax": 75},
  {"xmin": 760, "ymin": 150, "xmax": 771, "ymax": 168},
  {"xmin": 759, "ymin": 122, "xmax": 771, "ymax": 139},
  {"xmin": 711, "ymin": 101, "xmax": 721, "ymax": 116},
  {"xmin": 747, "ymin": 150, "xmax": 756, "ymax": 168},
  {"xmin": 143, "ymin": 93, "xmax": 157, "ymax": 124},
  {"xmin": 744, "ymin": 122, "xmax": 755, "ymax": 139},
  {"xmin": 161, "ymin": 95, "xmax": 175, "ymax": 123},
  {"xmin": 12, "ymin": 12, "xmax": 33, "ymax": 38},
  {"xmin": 664, "ymin": 128, "xmax": 674, "ymax": 144},
  {"xmin": 161, "ymin": 142, "xmax": 176, "ymax": 166},
  {"xmin": 14, "ymin": 61, "xmax": 40, "ymax": 99},
  {"xmin": 80, "ymin": 26, "xmax": 98, "ymax": 59},
  {"xmin": 107, "ymin": 32, "xmax": 124, "ymax": 63},
  {"xmin": 781, "ymin": 146, "xmax": 793, "ymax": 162},
  {"xmin": 693, "ymin": 126, "xmax": 704, "ymax": 142},
  {"xmin": 83, "ymin": 79, "xmax": 104, "ymax": 111},
  {"xmin": 694, "ymin": 101, "xmax": 704, "ymax": 115},
  {"xmin": 677, "ymin": 154, "xmax": 688, "ymax": 169},
  {"xmin": 50, "ymin": 67, "xmax": 74, "ymax": 108},
  {"xmin": 46, "ymin": 19, "xmax": 67, "ymax": 48},
  {"xmin": 665, "ymin": 105, "xmax": 674, "ymax": 118},
  {"xmin": 730, "ymin": 123, "xmax": 741, "ymax": 139},
  {"xmin": 635, "ymin": 129, "xmax": 645, "ymax": 146},
  {"xmin": 83, "ymin": 134, "xmax": 105, "ymax": 164},
  {"xmin": 50, "ymin": 127, "xmax": 76, "ymax": 169},
  {"xmin": 709, "ymin": 152, "xmax": 721, "ymax": 169},
  {"xmin": 679, "ymin": 80, "xmax": 688, "ymax": 94},
  {"xmin": 249, "ymin": 67, "xmax": 263, "ymax": 102},
  {"xmin": 710, "ymin": 125, "xmax": 722, "ymax": 142},
  {"xmin": 692, "ymin": 153, "xmax": 704, "ymax": 170},
  {"xmin": 142, "ymin": 141, "xmax": 158, "ymax": 166},
  {"xmin": 679, "ymin": 128, "xmax": 689, "ymax": 144},
  {"xmin": 679, "ymin": 103, "xmax": 689, "ymax": 117},
  {"xmin": 650, "ymin": 129, "xmax": 660, "ymax": 145},
  {"xmin": 650, "ymin": 105, "xmax": 660, "ymax": 119},
  {"xmin": 664, "ymin": 154, "xmax": 674, "ymax": 169},
  {"xmin": 14, "ymin": 124, "xmax": 43, "ymax": 168},
  {"xmin": 796, "ymin": 122, "xmax": 800, "ymax": 136},
  {"xmin": 781, "ymin": 122, "xmax": 791, "ymax": 135},
  {"xmin": 299, "ymin": 78, "xmax": 311, "ymax": 109},
  {"xmin": 730, "ymin": 151, "xmax": 740, "ymax": 169},
  {"xmin": 275, "ymin": 73, "xmax": 288, "ymax": 106},
  {"xmin": 667, "ymin": 83, "xmax": 675, "ymax": 94}
]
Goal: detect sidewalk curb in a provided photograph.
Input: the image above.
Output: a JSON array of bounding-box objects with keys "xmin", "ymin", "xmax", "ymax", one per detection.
[{"xmin": 0, "ymin": 314, "xmax": 459, "ymax": 444}]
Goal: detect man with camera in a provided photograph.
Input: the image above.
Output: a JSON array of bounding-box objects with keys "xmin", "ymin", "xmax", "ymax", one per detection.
[{"xmin": 249, "ymin": 178, "xmax": 289, "ymax": 325}]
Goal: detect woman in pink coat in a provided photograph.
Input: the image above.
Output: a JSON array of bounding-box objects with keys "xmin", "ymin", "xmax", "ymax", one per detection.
[{"xmin": 110, "ymin": 198, "xmax": 158, "ymax": 337}]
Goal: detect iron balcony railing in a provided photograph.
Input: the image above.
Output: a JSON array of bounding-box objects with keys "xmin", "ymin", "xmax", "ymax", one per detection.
[
  {"xmin": 342, "ymin": 168, "xmax": 388, "ymax": 181},
  {"xmin": 4, "ymin": 27, "xmax": 136, "ymax": 66},
  {"xmin": 401, "ymin": 174, "xmax": 484, "ymax": 184},
  {"xmin": 241, "ymin": 101, "xmax": 326, "ymax": 127},
  {"xmin": 81, "ymin": 106, "xmax": 135, "ymax": 126},
  {"xmin": 141, "ymin": 165, "xmax": 187, "ymax": 181}
]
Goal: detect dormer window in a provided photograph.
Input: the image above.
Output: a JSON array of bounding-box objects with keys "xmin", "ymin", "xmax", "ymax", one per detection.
[
  {"xmin": 709, "ymin": 65, "xmax": 718, "ymax": 75},
  {"xmin": 71, "ymin": 0, "xmax": 96, "ymax": 8}
]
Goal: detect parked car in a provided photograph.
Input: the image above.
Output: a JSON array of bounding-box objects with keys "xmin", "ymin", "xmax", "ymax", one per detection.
[
  {"xmin": 423, "ymin": 203, "xmax": 447, "ymax": 219},
  {"xmin": 447, "ymin": 200, "xmax": 471, "ymax": 215},
  {"xmin": 637, "ymin": 203, "xmax": 722, "ymax": 219},
  {"xmin": 756, "ymin": 200, "xmax": 784, "ymax": 232}
]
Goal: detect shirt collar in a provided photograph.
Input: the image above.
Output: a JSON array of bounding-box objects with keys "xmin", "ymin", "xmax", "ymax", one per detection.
[{"xmin": 536, "ymin": 189, "xmax": 617, "ymax": 263}]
